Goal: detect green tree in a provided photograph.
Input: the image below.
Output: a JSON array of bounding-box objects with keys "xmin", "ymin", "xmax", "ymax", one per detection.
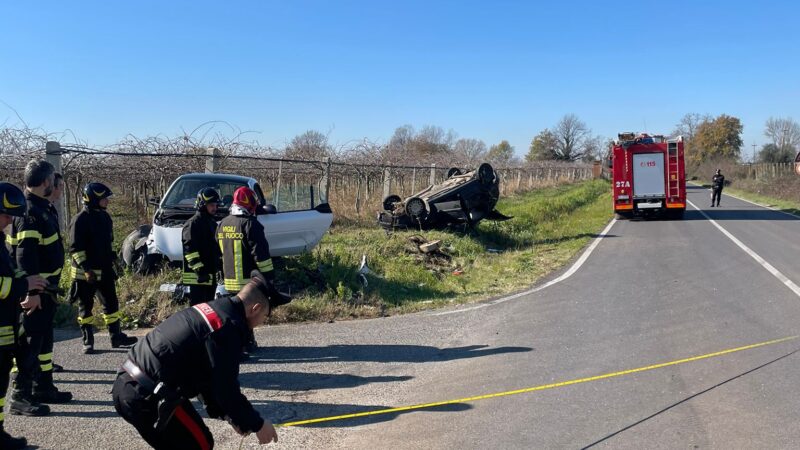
[
  {"xmin": 487, "ymin": 140, "xmax": 514, "ymax": 165},
  {"xmin": 758, "ymin": 143, "xmax": 795, "ymax": 163},
  {"xmin": 691, "ymin": 114, "xmax": 743, "ymax": 162},
  {"xmin": 526, "ymin": 129, "xmax": 558, "ymax": 161}
]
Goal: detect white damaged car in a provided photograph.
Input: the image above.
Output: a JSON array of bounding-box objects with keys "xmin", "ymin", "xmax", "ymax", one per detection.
[{"xmin": 120, "ymin": 173, "xmax": 333, "ymax": 275}]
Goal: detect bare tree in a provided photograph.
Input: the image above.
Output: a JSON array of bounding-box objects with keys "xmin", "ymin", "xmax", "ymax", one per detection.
[
  {"xmin": 414, "ymin": 125, "xmax": 456, "ymax": 156},
  {"xmin": 581, "ymin": 135, "xmax": 609, "ymax": 162},
  {"xmin": 452, "ymin": 138, "xmax": 487, "ymax": 165},
  {"xmin": 552, "ymin": 114, "xmax": 591, "ymax": 161},
  {"xmin": 284, "ymin": 130, "xmax": 331, "ymax": 160},
  {"xmin": 764, "ymin": 117, "xmax": 800, "ymax": 151},
  {"xmin": 672, "ymin": 113, "xmax": 711, "ymax": 140}
]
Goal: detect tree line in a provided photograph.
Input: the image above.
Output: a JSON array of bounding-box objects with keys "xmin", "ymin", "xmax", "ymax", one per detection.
[{"xmin": 673, "ymin": 113, "xmax": 800, "ymax": 164}]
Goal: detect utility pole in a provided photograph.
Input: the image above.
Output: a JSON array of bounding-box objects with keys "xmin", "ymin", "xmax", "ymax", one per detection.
[{"xmin": 752, "ymin": 142, "xmax": 757, "ymax": 163}]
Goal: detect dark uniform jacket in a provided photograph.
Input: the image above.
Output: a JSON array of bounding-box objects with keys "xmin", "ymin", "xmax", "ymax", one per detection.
[
  {"xmin": 217, "ymin": 214, "xmax": 273, "ymax": 293},
  {"xmin": 0, "ymin": 232, "xmax": 27, "ymax": 345},
  {"xmin": 712, "ymin": 174, "xmax": 725, "ymax": 191},
  {"xmin": 7, "ymin": 193, "xmax": 64, "ymax": 286},
  {"xmin": 127, "ymin": 295, "xmax": 264, "ymax": 433},
  {"xmin": 68, "ymin": 206, "xmax": 115, "ymax": 281},
  {"xmin": 182, "ymin": 211, "xmax": 221, "ymax": 286}
]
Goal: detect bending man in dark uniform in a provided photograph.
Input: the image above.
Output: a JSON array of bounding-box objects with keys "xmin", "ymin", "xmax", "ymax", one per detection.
[{"xmin": 112, "ymin": 271, "xmax": 290, "ymax": 449}]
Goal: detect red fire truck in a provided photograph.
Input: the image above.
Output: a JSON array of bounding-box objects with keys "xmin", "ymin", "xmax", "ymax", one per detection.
[{"xmin": 608, "ymin": 132, "xmax": 686, "ymax": 219}]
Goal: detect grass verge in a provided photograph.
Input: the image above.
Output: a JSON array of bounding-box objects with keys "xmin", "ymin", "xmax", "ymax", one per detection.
[{"xmin": 56, "ymin": 179, "xmax": 612, "ymax": 328}]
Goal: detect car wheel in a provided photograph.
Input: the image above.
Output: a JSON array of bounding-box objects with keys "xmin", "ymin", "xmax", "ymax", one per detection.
[
  {"xmin": 477, "ymin": 163, "xmax": 496, "ymax": 185},
  {"xmin": 120, "ymin": 225, "xmax": 151, "ymax": 266},
  {"xmin": 121, "ymin": 225, "xmax": 160, "ymax": 275},
  {"xmin": 405, "ymin": 197, "xmax": 427, "ymax": 219},
  {"xmin": 382, "ymin": 194, "xmax": 402, "ymax": 211},
  {"xmin": 130, "ymin": 246, "xmax": 161, "ymax": 275}
]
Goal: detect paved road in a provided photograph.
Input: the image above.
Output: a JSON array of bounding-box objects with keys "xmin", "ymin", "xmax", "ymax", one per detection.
[{"xmin": 10, "ymin": 185, "xmax": 800, "ymax": 449}]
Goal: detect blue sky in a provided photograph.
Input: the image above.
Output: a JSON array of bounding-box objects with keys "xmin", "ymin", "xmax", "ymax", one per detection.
[{"xmin": 1, "ymin": 1, "xmax": 798, "ymax": 160}]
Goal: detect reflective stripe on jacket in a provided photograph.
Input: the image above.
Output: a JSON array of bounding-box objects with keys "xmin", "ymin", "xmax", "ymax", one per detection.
[{"xmin": 217, "ymin": 214, "xmax": 273, "ymax": 293}]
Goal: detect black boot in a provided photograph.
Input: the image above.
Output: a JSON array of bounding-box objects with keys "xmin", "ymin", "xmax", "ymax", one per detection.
[
  {"xmin": 109, "ymin": 321, "xmax": 137, "ymax": 348},
  {"xmin": 8, "ymin": 389, "xmax": 50, "ymax": 416},
  {"xmin": 33, "ymin": 370, "xmax": 73, "ymax": 404},
  {"xmin": 81, "ymin": 324, "xmax": 95, "ymax": 354},
  {"xmin": 0, "ymin": 426, "xmax": 27, "ymax": 450}
]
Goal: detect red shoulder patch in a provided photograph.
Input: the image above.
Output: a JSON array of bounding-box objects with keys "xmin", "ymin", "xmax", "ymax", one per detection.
[{"xmin": 193, "ymin": 303, "xmax": 223, "ymax": 332}]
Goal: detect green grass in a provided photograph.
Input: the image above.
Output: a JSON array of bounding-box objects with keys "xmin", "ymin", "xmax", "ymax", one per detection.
[{"xmin": 270, "ymin": 179, "xmax": 612, "ymax": 322}]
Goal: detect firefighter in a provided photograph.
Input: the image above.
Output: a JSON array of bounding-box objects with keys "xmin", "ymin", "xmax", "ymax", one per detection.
[
  {"xmin": 0, "ymin": 182, "xmax": 50, "ymax": 449},
  {"xmin": 112, "ymin": 271, "xmax": 288, "ymax": 448},
  {"xmin": 7, "ymin": 159, "xmax": 73, "ymax": 405},
  {"xmin": 710, "ymin": 169, "xmax": 725, "ymax": 207},
  {"xmin": 68, "ymin": 182, "xmax": 137, "ymax": 354},
  {"xmin": 217, "ymin": 186, "xmax": 274, "ymax": 353},
  {"xmin": 182, "ymin": 188, "xmax": 222, "ymax": 306}
]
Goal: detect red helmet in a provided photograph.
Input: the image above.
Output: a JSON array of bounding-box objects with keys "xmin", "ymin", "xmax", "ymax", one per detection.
[{"xmin": 233, "ymin": 186, "xmax": 258, "ymax": 214}]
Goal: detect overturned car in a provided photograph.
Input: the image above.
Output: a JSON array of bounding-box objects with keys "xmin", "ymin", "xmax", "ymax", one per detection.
[{"xmin": 378, "ymin": 163, "xmax": 511, "ymax": 230}]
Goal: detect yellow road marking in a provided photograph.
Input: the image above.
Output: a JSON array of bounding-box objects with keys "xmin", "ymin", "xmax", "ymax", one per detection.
[{"xmin": 277, "ymin": 335, "xmax": 798, "ymax": 428}]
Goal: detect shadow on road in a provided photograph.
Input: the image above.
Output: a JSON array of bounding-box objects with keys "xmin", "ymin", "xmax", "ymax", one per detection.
[
  {"xmin": 240, "ymin": 371, "xmax": 413, "ymax": 391},
  {"xmin": 252, "ymin": 399, "xmax": 472, "ymax": 428},
  {"xmin": 245, "ymin": 344, "xmax": 532, "ymax": 365}
]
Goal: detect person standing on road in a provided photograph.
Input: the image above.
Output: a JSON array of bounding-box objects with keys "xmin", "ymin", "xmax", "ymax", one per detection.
[
  {"xmin": 68, "ymin": 182, "xmax": 137, "ymax": 354},
  {"xmin": 6, "ymin": 159, "xmax": 73, "ymax": 407},
  {"xmin": 710, "ymin": 169, "xmax": 725, "ymax": 207},
  {"xmin": 217, "ymin": 186, "xmax": 274, "ymax": 354},
  {"xmin": 182, "ymin": 188, "xmax": 222, "ymax": 306},
  {"xmin": 112, "ymin": 271, "xmax": 289, "ymax": 449},
  {"xmin": 0, "ymin": 182, "xmax": 50, "ymax": 449}
]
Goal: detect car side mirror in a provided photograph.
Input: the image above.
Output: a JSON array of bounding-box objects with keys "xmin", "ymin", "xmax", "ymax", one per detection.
[{"xmin": 148, "ymin": 196, "xmax": 161, "ymax": 206}]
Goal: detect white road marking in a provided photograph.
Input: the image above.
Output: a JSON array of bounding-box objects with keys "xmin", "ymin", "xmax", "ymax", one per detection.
[
  {"xmin": 687, "ymin": 199, "xmax": 800, "ymax": 298},
  {"xmin": 433, "ymin": 217, "xmax": 618, "ymax": 316}
]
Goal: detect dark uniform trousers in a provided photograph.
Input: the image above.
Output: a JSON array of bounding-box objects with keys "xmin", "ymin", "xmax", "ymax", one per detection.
[
  {"xmin": 711, "ymin": 187, "xmax": 723, "ymax": 206},
  {"xmin": 74, "ymin": 274, "xmax": 121, "ymax": 327},
  {"xmin": 16, "ymin": 293, "xmax": 57, "ymax": 382},
  {"xmin": 112, "ymin": 372, "xmax": 214, "ymax": 450}
]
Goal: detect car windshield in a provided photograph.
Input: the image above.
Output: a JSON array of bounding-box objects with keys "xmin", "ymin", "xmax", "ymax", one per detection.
[{"xmin": 162, "ymin": 179, "xmax": 252, "ymax": 209}]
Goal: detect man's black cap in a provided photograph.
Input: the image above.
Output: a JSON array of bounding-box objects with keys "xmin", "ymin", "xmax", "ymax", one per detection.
[{"xmin": 250, "ymin": 270, "xmax": 292, "ymax": 308}]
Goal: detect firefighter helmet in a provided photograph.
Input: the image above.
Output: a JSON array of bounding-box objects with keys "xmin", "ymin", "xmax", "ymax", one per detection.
[
  {"xmin": 0, "ymin": 182, "xmax": 27, "ymax": 217},
  {"xmin": 83, "ymin": 182, "xmax": 113, "ymax": 208},
  {"xmin": 233, "ymin": 186, "xmax": 258, "ymax": 214},
  {"xmin": 195, "ymin": 187, "xmax": 221, "ymax": 210}
]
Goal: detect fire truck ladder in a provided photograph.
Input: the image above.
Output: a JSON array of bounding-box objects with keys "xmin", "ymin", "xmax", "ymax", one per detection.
[{"xmin": 667, "ymin": 141, "xmax": 680, "ymax": 199}]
